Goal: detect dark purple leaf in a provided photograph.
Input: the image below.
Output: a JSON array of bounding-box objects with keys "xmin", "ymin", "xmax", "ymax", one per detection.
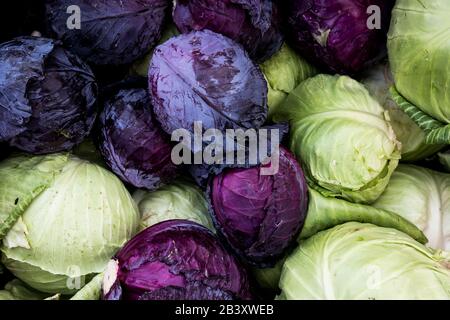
[
  {"xmin": 46, "ymin": 0, "xmax": 170, "ymax": 65},
  {"xmin": 0, "ymin": 37, "xmax": 53, "ymax": 141},
  {"xmin": 102, "ymin": 220, "xmax": 253, "ymax": 300},
  {"xmin": 149, "ymin": 30, "xmax": 268, "ymax": 147},
  {"xmin": 0, "ymin": 37, "xmax": 97, "ymax": 154},
  {"xmin": 98, "ymin": 88, "xmax": 178, "ymax": 191}
]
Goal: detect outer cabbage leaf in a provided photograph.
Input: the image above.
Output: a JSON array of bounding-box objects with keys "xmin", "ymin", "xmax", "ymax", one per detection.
[
  {"xmin": 362, "ymin": 63, "xmax": 443, "ymax": 161},
  {"xmin": 0, "ymin": 153, "xmax": 69, "ymax": 240},
  {"xmin": 373, "ymin": 164, "xmax": 450, "ymax": 251},
  {"xmin": 173, "ymin": 0, "xmax": 283, "ymax": 62},
  {"xmin": 301, "ymin": 189, "xmax": 427, "ymax": 244},
  {"xmin": 388, "ymin": 0, "xmax": 450, "ymax": 142},
  {"xmin": 0, "ymin": 256, "xmax": 90, "ymax": 295},
  {"xmin": 46, "ymin": 0, "xmax": 170, "ymax": 65},
  {"xmin": 1, "ymin": 155, "xmax": 140, "ymax": 294},
  {"xmin": 278, "ymin": 222, "xmax": 450, "ymax": 300},
  {"xmin": 260, "ymin": 43, "xmax": 318, "ymax": 121},
  {"xmin": 0, "ymin": 279, "xmax": 53, "ymax": 300},
  {"xmin": 389, "ymin": 87, "xmax": 450, "ymax": 145},
  {"xmin": 283, "ymin": 74, "xmax": 401, "ymax": 204},
  {"xmin": 133, "ymin": 178, "xmax": 213, "ymax": 231}
]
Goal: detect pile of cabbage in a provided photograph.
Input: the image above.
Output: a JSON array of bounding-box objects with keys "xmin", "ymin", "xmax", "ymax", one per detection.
[{"xmin": 0, "ymin": 0, "xmax": 449, "ymax": 300}]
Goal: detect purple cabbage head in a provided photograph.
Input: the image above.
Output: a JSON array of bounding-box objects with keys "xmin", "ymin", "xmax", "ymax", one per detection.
[
  {"xmin": 149, "ymin": 30, "xmax": 268, "ymax": 144},
  {"xmin": 46, "ymin": 0, "xmax": 170, "ymax": 66},
  {"xmin": 98, "ymin": 88, "xmax": 178, "ymax": 190},
  {"xmin": 0, "ymin": 37, "xmax": 97, "ymax": 154},
  {"xmin": 102, "ymin": 220, "xmax": 253, "ymax": 300},
  {"xmin": 284, "ymin": 0, "xmax": 394, "ymax": 75},
  {"xmin": 172, "ymin": 0, "xmax": 283, "ymax": 62},
  {"xmin": 208, "ymin": 147, "xmax": 308, "ymax": 267}
]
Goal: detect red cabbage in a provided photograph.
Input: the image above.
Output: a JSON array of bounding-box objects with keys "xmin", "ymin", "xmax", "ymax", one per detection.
[
  {"xmin": 98, "ymin": 88, "xmax": 178, "ymax": 190},
  {"xmin": 148, "ymin": 30, "xmax": 268, "ymax": 146},
  {"xmin": 46, "ymin": 0, "xmax": 170, "ymax": 65},
  {"xmin": 208, "ymin": 147, "xmax": 309, "ymax": 267},
  {"xmin": 284, "ymin": 0, "xmax": 394, "ymax": 75},
  {"xmin": 102, "ymin": 220, "xmax": 253, "ymax": 300},
  {"xmin": 0, "ymin": 37, "xmax": 97, "ymax": 154},
  {"xmin": 173, "ymin": 0, "xmax": 283, "ymax": 62}
]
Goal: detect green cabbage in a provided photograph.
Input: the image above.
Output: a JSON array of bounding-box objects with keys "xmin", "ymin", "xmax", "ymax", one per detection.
[
  {"xmin": 0, "ymin": 274, "xmax": 103, "ymax": 300},
  {"xmin": 0, "ymin": 154, "xmax": 139, "ymax": 294},
  {"xmin": 362, "ymin": 63, "xmax": 443, "ymax": 161},
  {"xmin": 0, "ymin": 279, "xmax": 56, "ymax": 300},
  {"xmin": 281, "ymin": 74, "xmax": 401, "ymax": 204},
  {"xmin": 278, "ymin": 222, "xmax": 450, "ymax": 300},
  {"xmin": 259, "ymin": 43, "xmax": 317, "ymax": 121},
  {"xmin": 300, "ymin": 189, "xmax": 427, "ymax": 244},
  {"xmin": 388, "ymin": 0, "xmax": 450, "ymax": 144},
  {"xmin": 255, "ymin": 186, "xmax": 429, "ymax": 293},
  {"xmin": 133, "ymin": 178, "xmax": 213, "ymax": 231},
  {"xmin": 373, "ymin": 164, "xmax": 450, "ymax": 251}
]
